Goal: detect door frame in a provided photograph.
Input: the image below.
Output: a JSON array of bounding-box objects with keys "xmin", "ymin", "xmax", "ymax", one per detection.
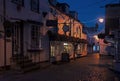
[{"xmin": 12, "ymin": 22, "xmax": 24, "ymax": 56}]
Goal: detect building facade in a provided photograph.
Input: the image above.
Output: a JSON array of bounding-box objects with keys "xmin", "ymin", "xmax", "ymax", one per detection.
[
  {"xmin": 105, "ymin": 3, "xmax": 120, "ymax": 56},
  {"xmin": 105, "ymin": 4, "xmax": 120, "ymax": 35},
  {"xmin": 48, "ymin": 0, "xmax": 87, "ymax": 62},
  {"xmin": 105, "ymin": 3, "xmax": 120, "ymax": 72},
  {"xmin": 0, "ymin": 0, "xmax": 50, "ymax": 68},
  {"xmin": 0, "ymin": 0, "xmax": 87, "ymax": 69}
]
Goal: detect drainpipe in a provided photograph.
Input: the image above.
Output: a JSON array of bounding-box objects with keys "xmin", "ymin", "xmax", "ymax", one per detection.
[{"xmin": 3, "ymin": 0, "xmax": 6, "ymax": 68}]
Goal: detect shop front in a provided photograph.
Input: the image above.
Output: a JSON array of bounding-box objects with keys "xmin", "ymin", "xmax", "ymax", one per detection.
[
  {"xmin": 48, "ymin": 31, "xmax": 87, "ymax": 62},
  {"xmin": 50, "ymin": 41, "xmax": 73, "ymax": 62}
]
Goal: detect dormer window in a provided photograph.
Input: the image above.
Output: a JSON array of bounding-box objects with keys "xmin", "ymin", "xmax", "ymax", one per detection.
[{"xmin": 11, "ymin": 0, "xmax": 24, "ymax": 6}]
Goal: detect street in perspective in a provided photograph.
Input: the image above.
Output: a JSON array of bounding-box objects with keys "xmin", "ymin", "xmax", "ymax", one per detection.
[
  {"xmin": 0, "ymin": 0, "xmax": 120, "ymax": 81},
  {"xmin": 0, "ymin": 53, "xmax": 120, "ymax": 81}
]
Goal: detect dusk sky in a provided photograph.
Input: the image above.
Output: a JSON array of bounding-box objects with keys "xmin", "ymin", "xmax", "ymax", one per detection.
[{"xmin": 58, "ymin": 0, "xmax": 119, "ymax": 32}]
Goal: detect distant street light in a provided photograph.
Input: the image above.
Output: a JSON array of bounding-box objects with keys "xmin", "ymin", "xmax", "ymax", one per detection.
[{"xmin": 98, "ymin": 18, "xmax": 104, "ymax": 23}]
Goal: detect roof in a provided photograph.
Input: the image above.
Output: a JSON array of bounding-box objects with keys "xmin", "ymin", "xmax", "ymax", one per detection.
[
  {"xmin": 56, "ymin": 2, "xmax": 70, "ymax": 8},
  {"xmin": 48, "ymin": 0, "xmax": 83, "ymax": 25}
]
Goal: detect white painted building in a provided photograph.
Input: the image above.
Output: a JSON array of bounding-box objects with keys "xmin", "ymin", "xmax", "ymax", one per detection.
[{"xmin": 0, "ymin": 0, "xmax": 50, "ymax": 68}]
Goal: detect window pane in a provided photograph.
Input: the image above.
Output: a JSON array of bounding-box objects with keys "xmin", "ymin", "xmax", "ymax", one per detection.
[
  {"xmin": 11, "ymin": 0, "xmax": 24, "ymax": 6},
  {"xmin": 31, "ymin": 0, "xmax": 39, "ymax": 12},
  {"xmin": 31, "ymin": 25, "xmax": 40, "ymax": 48}
]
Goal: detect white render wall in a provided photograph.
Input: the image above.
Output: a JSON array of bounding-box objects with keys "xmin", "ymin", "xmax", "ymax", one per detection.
[
  {"xmin": 6, "ymin": 0, "xmax": 49, "ymax": 21},
  {"xmin": 6, "ymin": 1, "xmax": 39, "ymax": 21},
  {"xmin": 0, "ymin": 0, "xmax": 4, "ymax": 67},
  {"xmin": 0, "ymin": 0, "xmax": 51, "ymax": 67}
]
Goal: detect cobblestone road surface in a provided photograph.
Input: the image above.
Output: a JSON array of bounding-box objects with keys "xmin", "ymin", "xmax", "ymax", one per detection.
[{"xmin": 0, "ymin": 53, "xmax": 120, "ymax": 81}]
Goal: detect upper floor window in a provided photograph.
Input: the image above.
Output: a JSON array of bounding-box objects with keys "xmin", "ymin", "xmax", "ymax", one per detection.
[
  {"xmin": 11, "ymin": 0, "xmax": 24, "ymax": 6},
  {"xmin": 31, "ymin": 0, "xmax": 39, "ymax": 13}
]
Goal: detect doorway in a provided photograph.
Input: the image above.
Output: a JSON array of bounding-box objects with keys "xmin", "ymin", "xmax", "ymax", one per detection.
[{"xmin": 12, "ymin": 22, "xmax": 23, "ymax": 56}]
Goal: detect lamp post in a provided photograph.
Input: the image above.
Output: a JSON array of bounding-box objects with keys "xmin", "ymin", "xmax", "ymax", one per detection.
[{"xmin": 85, "ymin": 17, "xmax": 104, "ymax": 54}]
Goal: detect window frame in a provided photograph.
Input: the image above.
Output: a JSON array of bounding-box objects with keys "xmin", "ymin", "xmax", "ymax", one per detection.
[
  {"xmin": 31, "ymin": 25, "xmax": 41, "ymax": 49},
  {"xmin": 11, "ymin": 0, "xmax": 24, "ymax": 6},
  {"xmin": 31, "ymin": 0, "xmax": 39, "ymax": 13}
]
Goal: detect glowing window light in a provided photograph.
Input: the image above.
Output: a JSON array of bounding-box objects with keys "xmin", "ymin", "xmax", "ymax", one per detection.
[{"xmin": 63, "ymin": 43, "xmax": 68, "ymax": 45}]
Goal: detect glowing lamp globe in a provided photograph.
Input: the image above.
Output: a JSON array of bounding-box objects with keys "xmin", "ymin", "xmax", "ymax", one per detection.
[{"xmin": 98, "ymin": 18, "xmax": 104, "ymax": 23}]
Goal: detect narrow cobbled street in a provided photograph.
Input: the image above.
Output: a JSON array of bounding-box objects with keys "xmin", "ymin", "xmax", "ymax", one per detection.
[{"xmin": 0, "ymin": 53, "xmax": 120, "ymax": 81}]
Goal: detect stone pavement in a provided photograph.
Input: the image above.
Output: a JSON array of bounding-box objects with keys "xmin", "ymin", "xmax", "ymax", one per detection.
[{"xmin": 0, "ymin": 53, "xmax": 120, "ymax": 81}]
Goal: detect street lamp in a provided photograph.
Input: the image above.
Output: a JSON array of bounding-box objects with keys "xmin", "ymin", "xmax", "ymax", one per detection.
[{"xmin": 98, "ymin": 18, "xmax": 104, "ymax": 23}]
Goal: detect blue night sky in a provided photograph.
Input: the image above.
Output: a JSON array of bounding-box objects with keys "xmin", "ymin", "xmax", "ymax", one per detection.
[{"xmin": 57, "ymin": 0, "xmax": 119, "ymax": 32}]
